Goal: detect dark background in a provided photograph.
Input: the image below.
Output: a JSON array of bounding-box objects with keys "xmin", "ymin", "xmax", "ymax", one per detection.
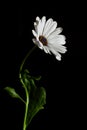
[{"xmin": 0, "ymin": 1, "xmax": 86, "ymax": 130}]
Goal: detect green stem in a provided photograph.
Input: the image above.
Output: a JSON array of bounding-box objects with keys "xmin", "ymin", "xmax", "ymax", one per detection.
[
  {"xmin": 18, "ymin": 95, "xmax": 26, "ymax": 104},
  {"xmin": 23, "ymin": 86, "xmax": 29, "ymax": 130},
  {"xmin": 19, "ymin": 45, "xmax": 37, "ymax": 130},
  {"xmin": 19, "ymin": 45, "xmax": 37, "ymax": 74},
  {"xmin": 19, "ymin": 76, "xmax": 28, "ymax": 130}
]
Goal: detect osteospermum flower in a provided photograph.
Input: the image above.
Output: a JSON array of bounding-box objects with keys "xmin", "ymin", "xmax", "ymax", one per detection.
[{"xmin": 32, "ymin": 16, "xmax": 67, "ymax": 60}]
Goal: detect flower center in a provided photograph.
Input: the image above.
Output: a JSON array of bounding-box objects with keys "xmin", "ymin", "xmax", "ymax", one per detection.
[{"xmin": 39, "ymin": 36, "xmax": 48, "ymax": 46}]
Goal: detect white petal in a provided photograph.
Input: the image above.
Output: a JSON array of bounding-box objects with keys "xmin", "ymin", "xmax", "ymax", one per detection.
[
  {"xmin": 34, "ymin": 22, "xmax": 37, "ymax": 26},
  {"xmin": 43, "ymin": 18, "xmax": 53, "ymax": 35},
  {"xmin": 37, "ymin": 20, "xmax": 41, "ymax": 35},
  {"xmin": 48, "ymin": 35, "xmax": 66, "ymax": 45},
  {"xmin": 43, "ymin": 46, "xmax": 51, "ymax": 54},
  {"xmin": 35, "ymin": 17, "xmax": 40, "ymax": 32},
  {"xmin": 38, "ymin": 41, "xmax": 44, "ymax": 49},
  {"xmin": 48, "ymin": 35, "xmax": 59, "ymax": 41},
  {"xmin": 53, "ymin": 27, "xmax": 63, "ymax": 35},
  {"xmin": 36, "ymin": 16, "xmax": 46, "ymax": 36},
  {"xmin": 32, "ymin": 38, "xmax": 39, "ymax": 45},
  {"xmin": 56, "ymin": 45, "xmax": 67, "ymax": 53},
  {"xmin": 37, "ymin": 17, "xmax": 46, "ymax": 36},
  {"xmin": 34, "ymin": 22, "xmax": 38, "ymax": 32},
  {"xmin": 36, "ymin": 16, "xmax": 40, "ymax": 22},
  {"xmin": 32, "ymin": 38, "xmax": 36, "ymax": 43},
  {"xmin": 58, "ymin": 35, "xmax": 66, "ymax": 43},
  {"xmin": 32, "ymin": 38, "xmax": 43, "ymax": 49},
  {"xmin": 57, "ymin": 45, "xmax": 67, "ymax": 53},
  {"xmin": 57, "ymin": 35, "xmax": 66, "ymax": 45},
  {"xmin": 45, "ymin": 22, "xmax": 57, "ymax": 37},
  {"xmin": 47, "ymin": 27, "xmax": 63, "ymax": 40},
  {"xmin": 36, "ymin": 20, "xmax": 42, "ymax": 35},
  {"xmin": 56, "ymin": 55, "xmax": 61, "ymax": 60},
  {"xmin": 49, "ymin": 43, "xmax": 67, "ymax": 53},
  {"xmin": 49, "ymin": 48, "xmax": 61, "ymax": 60},
  {"xmin": 32, "ymin": 38, "xmax": 40, "ymax": 47},
  {"xmin": 43, "ymin": 47, "xmax": 48, "ymax": 53},
  {"xmin": 41, "ymin": 16, "xmax": 46, "ymax": 34},
  {"xmin": 32, "ymin": 30, "xmax": 38, "ymax": 38}
]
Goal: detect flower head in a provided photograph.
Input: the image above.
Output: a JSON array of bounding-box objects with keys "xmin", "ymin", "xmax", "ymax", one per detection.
[{"xmin": 32, "ymin": 16, "xmax": 67, "ymax": 60}]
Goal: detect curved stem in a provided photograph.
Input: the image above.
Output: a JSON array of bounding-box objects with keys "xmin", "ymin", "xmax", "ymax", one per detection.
[
  {"xmin": 19, "ymin": 45, "xmax": 37, "ymax": 130},
  {"xmin": 23, "ymin": 86, "xmax": 29, "ymax": 130},
  {"xmin": 19, "ymin": 45, "xmax": 37, "ymax": 74},
  {"xmin": 19, "ymin": 75, "xmax": 28, "ymax": 130}
]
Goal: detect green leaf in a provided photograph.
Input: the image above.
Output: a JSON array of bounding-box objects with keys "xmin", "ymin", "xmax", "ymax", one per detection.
[
  {"xmin": 21, "ymin": 69, "xmax": 36, "ymax": 94},
  {"xmin": 4, "ymin": 87, "xmax": 19, "ymax": 98},
  {"xmin": 21, "ymin": 69, "xmax": 46, "ymax": 127},
  {"xmin": 4, "ymin": 87, "xmax": 26, "ymax": 104},
  {"xmin": 26, "ymin": 86, "xmax": 46, "ymax": 126}
]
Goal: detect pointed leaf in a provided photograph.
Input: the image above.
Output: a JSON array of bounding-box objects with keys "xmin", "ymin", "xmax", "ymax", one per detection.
[{"xmin": 4, "ymin": 87, "xmax": 19, "ymax": 98}]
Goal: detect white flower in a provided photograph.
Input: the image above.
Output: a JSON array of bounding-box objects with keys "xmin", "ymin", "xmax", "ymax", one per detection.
[{"xmin": 32, "ymin": 16, "xmax": 67, "ymax": 60}]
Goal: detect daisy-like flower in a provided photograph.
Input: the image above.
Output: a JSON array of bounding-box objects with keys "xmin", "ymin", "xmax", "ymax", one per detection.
[{"xmin": 32, "ymin": 16, "xmax": 67, "ymax": 60}]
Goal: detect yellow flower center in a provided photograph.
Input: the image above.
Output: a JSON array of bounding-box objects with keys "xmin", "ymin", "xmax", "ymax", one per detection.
[{"xmin": 39, "ymin": 36, "xmax": 48, "ymax": 46}]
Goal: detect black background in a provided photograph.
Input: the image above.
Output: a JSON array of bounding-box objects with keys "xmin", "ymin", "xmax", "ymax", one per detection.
[{"xmin": 0, "ymin": 1, "xmax": 86, "ymax": 130}]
